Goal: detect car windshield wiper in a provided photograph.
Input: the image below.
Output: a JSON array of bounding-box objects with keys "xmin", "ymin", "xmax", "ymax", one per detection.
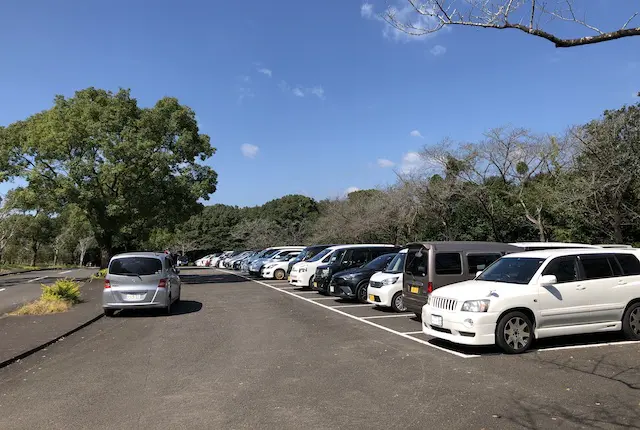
[{"xmin": 120, "ymin": 273, "xmax": 143, "ymax": 280}]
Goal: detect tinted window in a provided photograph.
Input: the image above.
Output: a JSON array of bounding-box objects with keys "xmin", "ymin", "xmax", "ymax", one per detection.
[
  {"xmin": 343, "ymin": 249, "xmax": 369, "ymax": 267},
  {"xmin": 580, "ymin": 255, "xmax": 614, "ymax": 280},
  {"xmin": 405, "ymin": 248, "xmax": 428, "ymax": 277},
  {"xmin": 477, "ymin": 257, "xmax": 545, "ymax": 285},
  {"xmin": 364, "ymin": 253, "xmax": 396, "ymax": 270},
  {"xmin": 616, "ymin": 253, "xmax": 640, "ymax": 276},
  {"xmin": 110, "ymin": 257, "xmax": 163, "ymax": 276},
  {"xmin": 435, "ymin": 253, "xmax": 462, "ymax": 275},
  {"xmin": 467, "ymin": 254, "xmax": 501, "ymax": 274},
  {"xmin": 309, "ymin": 248, "xmax": 332, "ymax": 262},
  {"xmin": 542, "ymin": 256, "xmax": 579, "ymax": 283},
  {"xmin": 329, "ymin": 249, "xmax": 346, "ymax": 264},
  {"xmin": 385, "ymin": 253, "xmax": 406, "ymax": 274}
]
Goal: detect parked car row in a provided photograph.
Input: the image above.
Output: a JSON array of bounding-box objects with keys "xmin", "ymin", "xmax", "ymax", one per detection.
[{"xmin": 218, "ymin": 240, "xmax": 640, "ymax": 354}]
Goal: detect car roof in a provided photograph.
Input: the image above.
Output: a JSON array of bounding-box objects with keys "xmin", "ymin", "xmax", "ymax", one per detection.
[
  {"xmin": 324, "ymin": 244, "xmax": 397, "ymax": 251},
  {"xmin": 111, "ymin": 252, "xmax": 167, "ymax": 259},
  {"xmin": 503, "ymin": 248, "xmax": 640, "ymax": 259},
  {"xmin": 407, "ymin": 241, "xmax": 521, "ymax": 252},
  {"xmin": 509, "ymin": 242, "xmax": 601, "ymax": 248}
]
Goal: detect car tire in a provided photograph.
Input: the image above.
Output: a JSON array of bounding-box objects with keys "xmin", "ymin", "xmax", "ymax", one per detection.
[
  {"xmin": 165, "ymin": 294, "xmax": 172, "ymax": 316},
  {"xmin": 391, "ymin": 292, "xmax": 407, "ymax": 312},
  {"xmin": 414, "ymin": 312, "xmax": 422, "ymax": 321},
  {"xmin": 104, "ymin": 309, "xmax": 116, "ymax": 317},
  {"xmin": 495, "ymin": 311, "xmax": 534, "ymax": 354},
  {"xmin": 307, "ymin": 275, "xmax": 314, "ymax": 290},
  {"xmin": 622, "ymin": 302, "xmax": 640, "ymax": 340},
  {"xmin": 356, "ymin": 281, "xmax": 368, "ymax": 303},
  {"xmin": 175, "ymin": 286, "xmax": 181, "ymax": 304},
  {"xmin": 274, "ymin": 269, "xmax": 286, "ymax": 280}
]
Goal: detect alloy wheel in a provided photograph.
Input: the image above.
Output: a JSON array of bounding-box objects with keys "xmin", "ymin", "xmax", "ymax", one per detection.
[
  {"xmin": 503, "ymin": 317, "xmax": 530, "ymax": 350},
  {"xmin": 394, "ymin": 294, "xmax": 407, "ymax": 312},
  {"xmin": 631, "ymin": 307, "xmax": 640, "ymax": 336}
]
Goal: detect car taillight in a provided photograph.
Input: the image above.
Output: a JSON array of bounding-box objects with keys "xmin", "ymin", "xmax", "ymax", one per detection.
[
  {"xmin": 426, "ymin": 282, "xmax": 433, "ymax": 294},
  {"xmin": 104, "ymin": 279, "xmax": 111, "ymax": 289},
  {"xmin": 158, "ymin": 279, "xmax": 167, "ymax": 288}
]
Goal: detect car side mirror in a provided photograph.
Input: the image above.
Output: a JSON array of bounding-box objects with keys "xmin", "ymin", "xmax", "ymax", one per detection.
[
  {"xmin": 539, "ymin": 275, "xmax": 557, "ymax": 286},
  {"xmin": 475, "ymin": 271, "xmax": 483, "ymax": 278}
]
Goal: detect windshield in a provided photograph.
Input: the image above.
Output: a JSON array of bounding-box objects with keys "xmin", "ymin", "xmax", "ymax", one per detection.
[
  {"xmin": 308, "ymin": 248, "xmax": 333, "ymax": 262},
  {"xmin": 384, "ymin": 252, "xmax": 406, "ymax": 274},
  {"xmin": 476, "ymin": 257, "xmax": 545, "ymax": 284},
  {"xmin": 109, "ymin": 257, "xmax": 163, "ymax": 276},
  {"xmin": 261, "ymin": 249, "xmax": 280, "ymax": 259},
  {"xmin": 364, "ymin": 254, "xmax": 397, "ymax": 270}
]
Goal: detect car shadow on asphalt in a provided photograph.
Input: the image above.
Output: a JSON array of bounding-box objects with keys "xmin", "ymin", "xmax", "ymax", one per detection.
[{"xmin": 114, "ymin": 300, "xmax": 203, "ymax": 318}]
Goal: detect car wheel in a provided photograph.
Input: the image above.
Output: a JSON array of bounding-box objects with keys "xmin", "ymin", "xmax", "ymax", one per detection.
[
  {"xmin": 175, "ymin": 286, "xmax": 181, "ymax": 304},
  {"xmin": 622, "ymin": 302, "xmax": 640, "ymax": 340},
  {"xmin": 165, "ymin": 294, "xmax": 172, "ymax": 316},
  {"xmin": 274, "ymin": 269, "xmax": 286, "ymax": 280},
  {"xmin": 356, "ymin": 282, "xmax": 368, "ymax": 303},
  {"xmin": 104, "ymin": 309, "xmax": 116, "ymax": 317},
  {"xmin": 307, "ymin": 275, "xmax": 314, "ymax": 290},
  {"xmin": 414, "ymin": 312, "xmax": 422, "ymax": 321},
  {"xmin": 496, "ymin": 311, "xmax": 534, "ymax": 354},
  {"xmin": 391, "ymin": 292, "xmax": 407, "ymax": 312}
]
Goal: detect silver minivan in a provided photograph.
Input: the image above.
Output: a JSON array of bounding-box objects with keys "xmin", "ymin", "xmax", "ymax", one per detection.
[{"xmin": 103, "ymin": 252, "xmax": 182, "ymax": 316}]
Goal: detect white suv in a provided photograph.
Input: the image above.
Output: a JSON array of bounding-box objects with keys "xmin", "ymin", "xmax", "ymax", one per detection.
[{"xmin": 422, "ymin": 248, "xmax": 640, "ymax": 353}]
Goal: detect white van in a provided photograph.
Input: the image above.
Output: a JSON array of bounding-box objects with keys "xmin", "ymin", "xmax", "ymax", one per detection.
[
  {"xmin": 288, "ymin": 246, "xmax": 339, "ymax": 288},
  {"xmin": 367, "ymin": 248, "xmax": 407, "ymax": 312}
]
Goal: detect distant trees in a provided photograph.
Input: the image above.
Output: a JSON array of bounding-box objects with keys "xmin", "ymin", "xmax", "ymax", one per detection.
[{"xmin": 384, "ymin": 1, "xmax": 640, "ymax": 47}]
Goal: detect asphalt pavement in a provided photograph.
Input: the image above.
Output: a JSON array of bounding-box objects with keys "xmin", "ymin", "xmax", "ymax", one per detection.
[
  {"xmin": 0, "ymin": 268, "xmax": 97, "ymax": 314},
  {"xmin": 0, "ymin": 268, "xmax": 638, "ymax": 429}
]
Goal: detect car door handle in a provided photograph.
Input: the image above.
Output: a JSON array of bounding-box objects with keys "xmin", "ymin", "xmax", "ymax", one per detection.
[
  {"xmin": 576, "ymin": 285, "xmax": 586, "ymax": 290},
  {"xmin": 618, "ymin": 280, "xmax": 627, "ymax": 285}
]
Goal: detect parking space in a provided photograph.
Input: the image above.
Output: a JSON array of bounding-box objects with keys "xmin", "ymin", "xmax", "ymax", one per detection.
[{"xmin": 222, "ymin": 269, "xmax": 640, "ymax": 362}]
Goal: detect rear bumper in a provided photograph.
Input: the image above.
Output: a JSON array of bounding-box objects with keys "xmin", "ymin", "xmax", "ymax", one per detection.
[
  {"xmin": 403, "ymin": 293, "xmax": 427, "ymax": 314},
  {"xmin": 102, "ymin": 289, "xmax": 169, "ymax": 309}
]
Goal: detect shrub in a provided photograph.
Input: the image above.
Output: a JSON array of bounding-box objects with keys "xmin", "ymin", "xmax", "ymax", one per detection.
[
  {"xmin": 12, "ymin": 300, "xmax": 70, "ymax": 315},
  {"xmin": 41, "ymin": 279, "xmax": 81, "ymax": 304},
  {"xmin": 92, "ymin": 268, "xmax": 107, "ymax": 280}
]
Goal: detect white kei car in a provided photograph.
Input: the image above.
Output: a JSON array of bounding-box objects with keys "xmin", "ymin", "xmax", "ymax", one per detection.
[
  {"xmin": 367, "ymin": 249, "xmax": 407, "ymax": 312},
  {"xmin": 422, "ymin": 248, "xmax": 640, "ymax": 354}
]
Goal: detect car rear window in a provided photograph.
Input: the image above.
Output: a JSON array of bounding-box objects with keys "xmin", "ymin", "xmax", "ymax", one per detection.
[
  {"xmin": 109, "ymin": 257, "xmax": 163, "ymax": 276},
  {"xmin": 615, "ymin": 253, "xmax": 640, "ymax": 275}
]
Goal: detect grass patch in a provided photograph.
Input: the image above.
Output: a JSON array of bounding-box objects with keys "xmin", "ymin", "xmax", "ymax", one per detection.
[
  {"xmin": 11, "ymin": 279, "xmax": 82, "ymax": 316},
  {"xmin": 91, "ymin": 268, "xmax": 107, "ymax": 280}
]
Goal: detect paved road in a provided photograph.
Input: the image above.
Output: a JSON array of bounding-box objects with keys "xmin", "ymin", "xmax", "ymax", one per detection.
[
  {"xmin": 0, "ymin": 268, "xmax": 97, "ymax": 314},
  {"xmin": 0, "ymin": 268, "xmax": 638, "ymax": 429}
]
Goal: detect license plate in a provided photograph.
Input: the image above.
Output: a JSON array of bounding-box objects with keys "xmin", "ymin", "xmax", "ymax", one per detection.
[
  {"xmin": 123, "ymin": 294, "xmax": 144, "ymax": 301},
  {"xmin": 330, "ymin": 286, "xmax": 334, "ymax": 293},
  {"xmin": 313, "ymin": 282, "xmax": 317, "ymax": 288},
  {"xmin": 288, "ymin": 276, "xmax": 291, "ymax": 282},
  {"xmin": 368, "ymin": 294, "xmax": 375, "ymax": 301},
  {"xmin": 431, "ymin": 315, "xmax": 443, "ymax": 327},
  {"xmin": 410, "ymin": 286, "xmax": 420, "ymax": 294}
]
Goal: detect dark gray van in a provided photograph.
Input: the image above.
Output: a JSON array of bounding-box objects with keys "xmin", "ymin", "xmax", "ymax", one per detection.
[{"xmin": 402, "ymin": 242, "xmax": 522, "ymax": 317}]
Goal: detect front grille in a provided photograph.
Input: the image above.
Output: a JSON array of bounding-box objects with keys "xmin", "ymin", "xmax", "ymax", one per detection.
[
  {"xmin": 430, "ymin": 296, "xmax": 458, "ymax": 311},
  {"xmin": 429, "ymin": 326, "xmax": 452, "ymax": 334},
  {"xmin": 369, "ymin": 281, "xmax": 382, "ymax": 288}
]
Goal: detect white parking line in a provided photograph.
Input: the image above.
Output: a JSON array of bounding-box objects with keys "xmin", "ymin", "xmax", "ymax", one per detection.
[
  {"xmin": 402, "ymin": 331, "xmax": 425, "ymax": 335},
  {"xmin": 58, "ymin": 270, "xmax": 73, "ymax": 274},
  {"xmin": 332, "ymin": 304, "xmax": 374, "ymax": 308},
  {"xmin": 0, "ymin": 288, "xmax": 5, "ymax": 292},
  {"xmin": 308, "ymin": 297, "xmax": 342, "ymax": 300},
  {"xmin": 361, "ymin": 314, "xmax": 414, "ymax": 319},
  {"xmin": 536, "ymin": 340, "xmax": 639, "ymax": 352},
  {"xmin": 220, "ymin": 269, "xmax": 478, "ymax": 358},
  {"xmin": 27, "ymin": 276, "xmax": 47, "ymax": 283}
]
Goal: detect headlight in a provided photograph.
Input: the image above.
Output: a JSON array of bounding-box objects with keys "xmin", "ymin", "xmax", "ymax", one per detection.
[
  {"xmin": 381, "ymin": 277, "xmax": 399, "ymax": 285},
  {"xmin": 299, "ymin": 267, "xmax": 307, "ymax": 273},
  {"xmin": 265, "ymin": 264, "xmax": 276, "ymax": 269},
  {"xmin": 342, "ymin": 274, "xmax": 357, "ymax": 280},
  {"xmin": 461, "ymin": 300, "xmax": 490, "ymax": 312}
]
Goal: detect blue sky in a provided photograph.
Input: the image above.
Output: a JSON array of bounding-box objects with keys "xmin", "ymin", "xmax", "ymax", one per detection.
[{"xmin": 1, "ymin": 0, "xmax": 639, "ymax": 207}]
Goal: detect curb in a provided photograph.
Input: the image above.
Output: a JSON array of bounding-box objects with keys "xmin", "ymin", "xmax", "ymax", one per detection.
[
  {"xmin": 0, "ymin": 267, "xmax": 83, "ymax": 278},
  {"xmin": 0, "ymin": 312, "xmax": 104, "ymax": 369}
]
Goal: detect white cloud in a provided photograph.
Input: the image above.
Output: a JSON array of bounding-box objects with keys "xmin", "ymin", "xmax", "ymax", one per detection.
[
  {"xmin": 239, "ymin": 75, "xmax": 251, "ymax": 83},
  {"xmin": 361, "ymin": 1, "xmax": 442, "ymax": 42},
  {"xmin": 293, "ymin": 87, "xmax": 305, "ymax": 97},
  {"xmin": 360, "ymin": 3, "xmax": 373, "ymax": 18},
  {"xmin": 400, "ymin": 152, "xmax": 423, "ymax": 174},
  {"xmin": 237, "ymin": 87, "xmax": 254, "ymax": 104},
  {"xmin": 258, "ymin": 68, "xmax": 272, "ymax": 77},
  {"xmin": 240, "ymin": 143, "xmax": 259, "ymax": 158},
  {"xmin": 377, "ymin": 158, "xmax": 395, "ymax": 168},
  {"xmin": 344, "ymin": 186, "xmax": 360, "ymax": 196},
  {"xmin": 430, "ymin": 45, "xmax": 447, "ymax": 56},
  {"xmin": 309, "ymin": 86, "xmax": 325, "ymax": 100},
  {"xmin": 409, "ymin": 130, "xmax": 423, "ymax": 138}
]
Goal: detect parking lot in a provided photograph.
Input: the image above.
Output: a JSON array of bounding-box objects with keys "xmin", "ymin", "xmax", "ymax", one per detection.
[{"xmin": 0, "ymin": 267, "xmax": 639, "ymax": 429}]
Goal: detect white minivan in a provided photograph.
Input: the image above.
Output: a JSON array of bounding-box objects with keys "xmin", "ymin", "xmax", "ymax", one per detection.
[
  {"xmin": 367, "ymin": 249, "xmax": 407, "ymax": 312},
  {"xmin": 422, "ymin": 248, "xmax": 640, "ymax": 353}
]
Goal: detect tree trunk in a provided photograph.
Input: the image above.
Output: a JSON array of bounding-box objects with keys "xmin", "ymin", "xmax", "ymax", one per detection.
[
  {"xmin": 79, "ymin": 248, "xmax": 86, "ymax": 266},
  {"xmin": 53, "ymin": 249, "xmax": 58, "ymax": 267},
  {"xmin": 31, "ymin": 241, "xmax": 39, "ymax": 267},
  {"xmin": 613, "ymin": 212, "xmax": 624, "ymax": 244},
  {"xmin": 100, "ymin": 247, "xmax": 111, "ymax": 269}
]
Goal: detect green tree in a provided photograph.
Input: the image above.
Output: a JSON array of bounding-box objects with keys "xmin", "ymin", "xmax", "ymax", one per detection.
[{"xmin": 3, "ymin": 88, "xmax": 217, "ymax": 265}]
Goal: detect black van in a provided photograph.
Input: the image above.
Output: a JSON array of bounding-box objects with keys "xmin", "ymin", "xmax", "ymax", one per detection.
[
  {"xmin": 403, "ymin": 241, "xmax": 522, "ymax": 318},
  {"xmin": 312, "ymin": 244, "xmax": 402, "ymax": 294}
]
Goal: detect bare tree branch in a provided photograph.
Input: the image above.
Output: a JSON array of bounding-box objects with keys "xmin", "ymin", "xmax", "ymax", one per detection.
[{"xmin": 384, "ymin": 0, "xmax": 640, "ymax": 48}]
